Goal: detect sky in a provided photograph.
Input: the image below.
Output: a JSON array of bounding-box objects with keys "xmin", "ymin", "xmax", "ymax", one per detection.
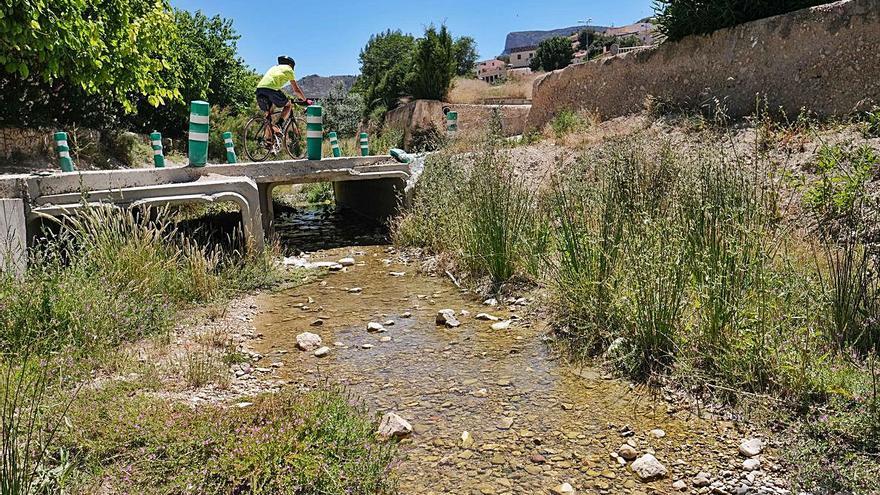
[{"xmin": 170, "ymin": 0, "xmax": 654, "ymax": 77}]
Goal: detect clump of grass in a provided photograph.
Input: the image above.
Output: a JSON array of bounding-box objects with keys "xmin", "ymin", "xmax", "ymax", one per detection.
[
  {"xmin": 1, "ymin": 351, "xmax": 77, "ymax": 495},
  {"xmin": 548, "ymin": 110, "xmax": 588, "ymax": 138},
  {"xmin": 181, "ymin": 347, "xmax": 229, "ymax": 389},
  {"xmin": 393, "ymin": 142, "xmax": 545, "ymax": 290},
  {"xmin": 862, "ymin": 106, "xmax": 880, "ymax": 139},
  {"xmin": 57, "ymin": 383, "xmax": 397, "ymax": 494},
  {"xmin": 456, "ymin": 145, "xmax": 541, "ymax": 288}
]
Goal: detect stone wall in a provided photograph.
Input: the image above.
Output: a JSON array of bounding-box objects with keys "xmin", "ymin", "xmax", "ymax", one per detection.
[
  {"xmin": 527, "ymin": 0, "xmax": 880, "ymax": 130},
  {"xmin": 386, "ymin": 100, "xmax": 532, "ymax": 147},
  {"xmin": 0, "ymin": 128, "xmax": 53, "ymax": 160}
]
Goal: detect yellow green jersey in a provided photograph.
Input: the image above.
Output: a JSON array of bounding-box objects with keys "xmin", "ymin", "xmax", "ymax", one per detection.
[{"xmin": 257, "ymin": 65, "xmax": 295, "ymax": 91}]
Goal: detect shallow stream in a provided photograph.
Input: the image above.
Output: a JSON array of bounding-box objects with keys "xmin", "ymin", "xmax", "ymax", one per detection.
[{"xmin": 249, "ymin": 207, "xmax": 763, "ymax": 494}]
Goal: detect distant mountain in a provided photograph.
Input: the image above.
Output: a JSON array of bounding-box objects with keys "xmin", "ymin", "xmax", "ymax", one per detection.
[
  {"xmin": 295, "ymin": 74, "xmax": 358, "ymax": 99},
  {"xmin": 502, "ymin": 25, "xmax": 607, "ymax": 54}
]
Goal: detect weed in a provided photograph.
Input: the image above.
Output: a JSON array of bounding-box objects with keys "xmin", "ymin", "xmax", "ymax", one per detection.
[
  {"xmin": 862, "ymin": 106, "xmax": 880, "ymax": 139},
  {"xmin": 549, "ymin": 110, "xmax": 587, "ymax": 138}
]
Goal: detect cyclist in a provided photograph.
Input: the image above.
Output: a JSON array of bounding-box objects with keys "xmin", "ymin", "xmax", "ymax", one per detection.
[{"xmin": 255, "ymin": 55, "xmax": 312, "ymax": 141}]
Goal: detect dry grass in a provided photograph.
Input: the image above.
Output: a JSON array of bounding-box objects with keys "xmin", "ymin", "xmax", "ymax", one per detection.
[{"xmin": 447, "ymin": 75, "xmax": 538, "ymax": 104}]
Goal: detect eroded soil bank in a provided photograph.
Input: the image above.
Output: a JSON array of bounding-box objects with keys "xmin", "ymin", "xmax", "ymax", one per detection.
[{"xmin": 245, "ymin": 242, "xmax": 791, "ymax": 495}]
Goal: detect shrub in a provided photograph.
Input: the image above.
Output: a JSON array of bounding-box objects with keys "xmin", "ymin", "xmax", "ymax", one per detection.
[
  {"xmin": 409, "ymin": 24, "xmax": 457, "ymax": 101},
  {"xmin": 653, "ymin": 0, "xmax": 830, "ymax": 42},
  {"xmin": 323, "ymin": 83, "xmax": 366, "ymax": 137}
]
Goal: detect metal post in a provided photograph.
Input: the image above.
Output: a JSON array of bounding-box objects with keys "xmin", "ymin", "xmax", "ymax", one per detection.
[
  {"xmin": 223, "ymin": 131, "xmax": 237, "ymax": 164},
  {"xmin": 328, "ymin": 131, "xmax": 341, "ymax": 157},
  {"xmin": 53, "ymin": 131, "xmax": 75, "ymax": 172},
  {"xmin": 188, "ymin": 100, "xmax": 210, "ymax": 167},
  {"xmin": 359, "ymin": 132, "xmax": 369, "ymax": 156},
  {"xmin": 150, "ymin": 131, "xmax": 165, "ymax": 168},
  {"xmin": 306, "ymin": 105, "xmax": 323, "ymax": 160},
  {"xmin": 446, "ymin": 111, "xmax": 458, "ymax": 137}
]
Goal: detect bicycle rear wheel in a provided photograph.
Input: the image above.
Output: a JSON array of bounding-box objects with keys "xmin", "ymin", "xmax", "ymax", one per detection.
[
  {"xmin": 283, "ymin": 118, "xmax": 304, "ymax": 159},
  {"xmin": 243, "ymin": 116, "xmax": 280, "ymax": 162}
]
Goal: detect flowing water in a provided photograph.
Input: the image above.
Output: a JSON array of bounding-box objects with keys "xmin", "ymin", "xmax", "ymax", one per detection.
[{"xmin": 250, "ymin": 207, "xmax": 763, "ymax": 495}]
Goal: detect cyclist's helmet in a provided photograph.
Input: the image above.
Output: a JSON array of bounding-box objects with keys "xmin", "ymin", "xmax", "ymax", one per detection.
[{"xmin": 278, "ymin": 55, "xmax": 295, "ymax": 68}]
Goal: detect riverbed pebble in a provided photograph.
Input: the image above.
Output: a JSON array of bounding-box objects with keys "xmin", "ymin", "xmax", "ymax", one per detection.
[
  {"xmin": 338, "ymin": 257, "xmax": 355, "ymax": 266},
  {"xmin": 631, "ymin": 454, "xmax": 667, "ymax": 480},
  {"xmin": 367, "ymin": 322, "xmax": 386, "ymax": 332},
  {"xmin": 314, "ymin": 346, "xmax": 330, "ymax": 357},
  {"xmin": 739, "ymin": 438, "xmax": 764, "ymax": 457},
  {"xmin": 378, "ymin": 412, "xmax": 412, "ymax": 438},
  {"xmin": 436, "ymin": 309, "xmax": 461, "ymax": 328},
  {"xmin": 296, "ymin": 332, "xmax": 322, "ymax": 351}
]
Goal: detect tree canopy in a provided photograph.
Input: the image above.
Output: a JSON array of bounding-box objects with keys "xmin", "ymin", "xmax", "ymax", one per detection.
[
  {"xmin": 453, "ymin": 36, "xmax": 478, "ymax": 77},
  {"xmin": 0, "ymin": 0, "xmax": 180, "ymax": 112},
  {"xmin": 409, "ymin": 25, "xmax": 456, "ymax": 101},
  {"xmin": 354, "ymin": 25, "xmax": 469, "ymax": 118},
  {"xmin": 530, "ymin": 36, "xmax": 574, "ymax": 72}
]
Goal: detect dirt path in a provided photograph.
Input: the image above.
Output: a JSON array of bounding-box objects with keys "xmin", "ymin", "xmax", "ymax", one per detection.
[{"xmin": 249, "ymin": 246, "xmax": 792, "ymax": 495}]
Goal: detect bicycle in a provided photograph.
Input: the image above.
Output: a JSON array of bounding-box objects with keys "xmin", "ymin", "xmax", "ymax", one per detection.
[{"xmin": 242, "ymin": 98, "xmax": 310, "ymax": 162}]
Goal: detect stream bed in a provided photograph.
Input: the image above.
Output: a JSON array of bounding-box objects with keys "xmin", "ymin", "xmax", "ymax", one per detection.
[{"xmin": 247, "ymin": 207, "xmax": 787, "ymax": 495}]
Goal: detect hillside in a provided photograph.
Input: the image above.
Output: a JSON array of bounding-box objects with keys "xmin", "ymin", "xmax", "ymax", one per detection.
[
  {"xmin": 295, "ymin": 74, "xmax": 357, "ymax": 99},
  {"xmin": 502, "ymin": 25, "xmax": 605, "ymax": 53}
]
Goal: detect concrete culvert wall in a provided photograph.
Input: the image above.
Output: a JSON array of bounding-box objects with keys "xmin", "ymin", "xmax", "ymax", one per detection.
[{"xmin": 527, "ymin": 0, "xmax": 880, "ymax": 130}]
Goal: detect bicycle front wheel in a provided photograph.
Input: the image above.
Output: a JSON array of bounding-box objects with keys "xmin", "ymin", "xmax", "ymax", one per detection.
[{"xmin": 243, "ymin": 117, "xmax": 278, "ymax": 162}]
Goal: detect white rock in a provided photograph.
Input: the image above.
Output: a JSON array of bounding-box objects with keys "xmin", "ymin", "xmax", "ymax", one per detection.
[
  {"xmin": 483, "ymin": 298, "xmax": 498, "ymax": 306},
  {"xmin": 348, "ymin": 287, "xmax": 363, "ymax": 293},
  {"xmin": 551, "ymin": 482, "xmax": 575, "ymax": 494},
  {"xmin": 367, "ymin": 322, "xmax": 386, "ymax": 332},
  {"xmin": 743, "ymin": 458, "xmax": 761, "ymax": 471},
  {"xmin": 313, "ymin": 346, "xmax": 330, "ymax": 357},
  {"xmin": 739, "ymin": 438, "xmax": 764, "ymax": 457},
  {"xmin": 631, "ymin": 454, "xmax": 667, "ymax": 480},
  {"xmin": 491, "ymin": 320, "xmax": 512, "ymax": 331},
  {"xmin": 380, "ymin": 336, "xmax": 392, "ymax": 343},
  {"xmin": 296, "ymin": 332, "xmax": 323, "ymax": 351},
  {"xmin": 378, "ymin": 412, "xmax": 412, "ymax": 438},
  {"xmin": 361, "ymin": 343, "xmax": 374, "ymax": 349},
  {"xmin": 338, "ymin": 257, "xmax": 356, "ymax": 266},
  {"xmin": 475, "ymin": 313, "xmax": 500, "ymax": 321},
  {"xmin": 672, "ymin": 480, "xmax": 687, "ymax": 491},
  {"xmin": 649, "ymin": 428, "xmax": 666, "ymax": 439}
]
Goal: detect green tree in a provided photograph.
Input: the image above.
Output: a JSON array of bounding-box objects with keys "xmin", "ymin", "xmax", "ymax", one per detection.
[
  {"xmin": 0, "ymin": 0, "xmax": 180, "ymax": 112},
  {"xmin": 323, "ymin": 82, "xmax": 366, "ymax": 137},
  {"xmin": 409, "ymin": 25, "xmax": 456, "ymax": 101},
  {"xmin": 530, "ymin": 36, "xmax": 574, "ymax": 72},
  {"xmin": 127, "ymin": 9, "xmax": 256, "ymax": 137},
  {"xmin": 654, "ymin": 0, "xmax": 828, "ymax": 42},
  {"xmin": 453, "ymin": 36, "xmax": 478, "ymax": 77},
  {"xmin": 352, "ymin": 30, "xmax": 417, "ymax": 117}
]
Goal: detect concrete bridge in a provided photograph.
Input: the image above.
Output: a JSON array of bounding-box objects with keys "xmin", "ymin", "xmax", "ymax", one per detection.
[{"xmin": 0, "ymin": 155, "xmax": 423, "ymax": 276}]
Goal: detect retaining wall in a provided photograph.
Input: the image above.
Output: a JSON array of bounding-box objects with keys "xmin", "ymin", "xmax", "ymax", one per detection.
[
  {"xmin": 386, "ymin": 100, "xmax": 531, "ymax": 147},
  {"xmin": 527, "ymin": 0, "xmax": 880, "ymax": 130}
]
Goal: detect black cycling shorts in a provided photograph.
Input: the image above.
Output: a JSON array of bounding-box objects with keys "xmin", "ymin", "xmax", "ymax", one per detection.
[{"xmin": 255, "ymin": 88, "xmax": 288, "ymax": 111}]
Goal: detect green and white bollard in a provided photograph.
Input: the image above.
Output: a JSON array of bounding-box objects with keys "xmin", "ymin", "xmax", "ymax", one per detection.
[
  {"xmin": 359, "ymin": 132, "xmax": 369, "ymax": 156},
  {"xmin": 188, "ymin": 100, "xmax": 210, "ymax": 167},
  {"xmin": 150, "ymin": 132, "xmax": 165, "ymax": 168},
  {"xmin": 306, "ymin": 105, "xmax": 323, "ymax": 160},
  {"xmin": 54, "ymin": 132, "xmax": 75, "ymax": 172},
  {"xmin": 446, "ymin": 111, "xmax": 458, "ymax": 137},
  {"xmin": 328, "ymin": 131, "xmax": 341, "ymax": 157},
  {"xmin": 223, "ymin": 131, "xmax": 237, "ymax": 164}
]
